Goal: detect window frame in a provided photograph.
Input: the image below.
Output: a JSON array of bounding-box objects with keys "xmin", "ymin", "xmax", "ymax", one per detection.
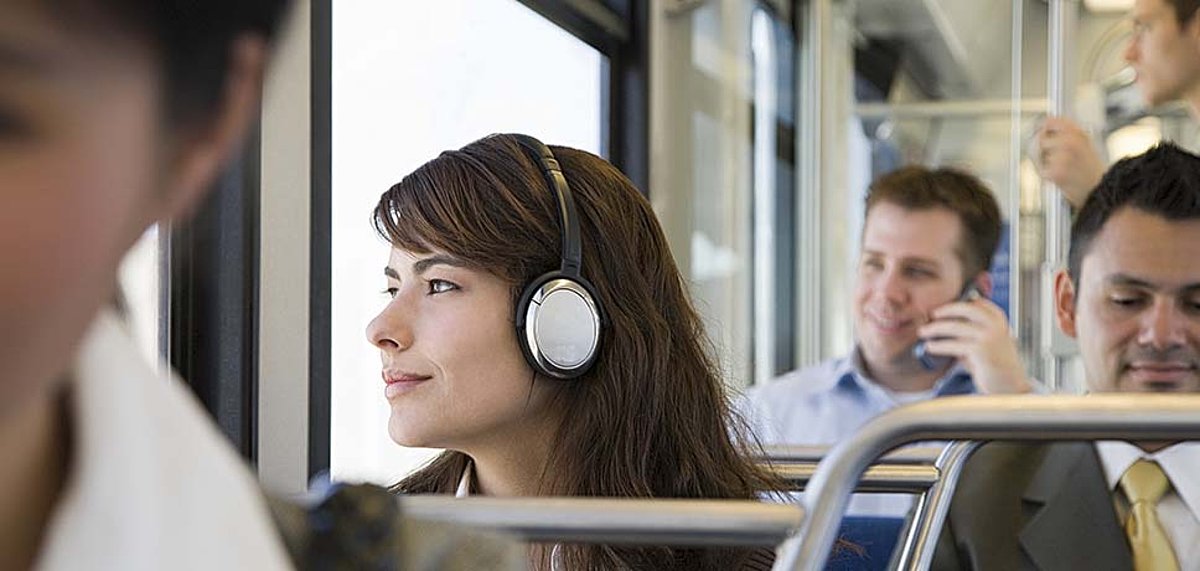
[{"xmin": 305, "ymin": 0, "xmax": 648, "ymax": 480}]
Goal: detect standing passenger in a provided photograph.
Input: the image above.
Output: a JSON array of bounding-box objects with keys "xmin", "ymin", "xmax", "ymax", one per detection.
[
  {"xmin": 1037, "ymin": 0, "xmax": 1200, "ymax": 207},
  {"xmin": 367, "ymin": 133, "xmax": 781, "ymax": 570},
  {"xmin": 740, "ymin": 166, "xmax": 1033, "ymax": 450}
]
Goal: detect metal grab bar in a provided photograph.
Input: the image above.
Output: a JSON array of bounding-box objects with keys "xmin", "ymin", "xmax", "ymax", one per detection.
[
  {"xmin": 893, "ymin": 441, "xmax": 981, "ymax": 571},
  {"xmin": 854, "ymin": 98, "xmax": 1049, "ymax": 119},
  {"xmin": 400, "ymin": 495, "xmax": 804, "ymax": 547},
  {"xmin": 767, "ymin": 463, "xmax": 939, "ymax": 494},
  {"xmin": 761, "ymin": 445, "xmax": 944, "ymax": 465},
  {"xmin": 772, "ymin": 394, "xmax": 1200, "ymax": 571}
]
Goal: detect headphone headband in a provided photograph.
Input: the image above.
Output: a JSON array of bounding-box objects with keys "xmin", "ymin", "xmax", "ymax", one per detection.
[
  {"xmin": 509, "ymin": 134, "xmax": 603, "ymax": 380},
  {"xmin": 513, "ymin": 135, "xmax": 583, "ymax": 277}
]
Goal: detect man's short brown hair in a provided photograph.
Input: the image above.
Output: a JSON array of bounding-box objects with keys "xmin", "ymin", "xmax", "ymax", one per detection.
[
  {"xmin": 865, "ymin": 166, "xmax": 1003, "ymax": 280},
  {"xmin": 1165, "ymin": 0, "xmax": 1200, "ymax": 24}
]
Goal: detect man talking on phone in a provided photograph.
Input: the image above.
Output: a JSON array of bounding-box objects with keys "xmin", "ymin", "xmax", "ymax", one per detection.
[{"xmin": 741, "ymin": 166, "xmax": 1035, "ymax": 449}]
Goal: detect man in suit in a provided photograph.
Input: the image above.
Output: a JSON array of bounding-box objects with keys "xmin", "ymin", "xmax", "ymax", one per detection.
[{"xmin": 933, "ymin": 143, "xmax": 1200, "ymax": 570}]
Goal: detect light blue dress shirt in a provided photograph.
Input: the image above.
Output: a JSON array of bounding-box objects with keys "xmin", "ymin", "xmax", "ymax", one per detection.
[
  {"xmin": 739, "ymin": 348, "xmax": 977, "ymax": 517},
  {"xmin": 739, "ymin": 347, "xmax": 976, "ymax": 447}
]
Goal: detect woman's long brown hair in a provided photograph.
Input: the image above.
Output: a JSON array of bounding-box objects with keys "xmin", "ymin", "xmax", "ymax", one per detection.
[{"xmin": 374, "ymin": 134, "xmax": 781, "ymax": 570}]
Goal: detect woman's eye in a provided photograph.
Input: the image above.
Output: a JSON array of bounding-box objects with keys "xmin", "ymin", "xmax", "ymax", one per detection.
[
  {"xmin": 428, "ymin": 279, "xmax": 458, "ymax": 294},
  {"xmin": 381, "ymin": 287, "xmax": 398, "ymax": 299}
]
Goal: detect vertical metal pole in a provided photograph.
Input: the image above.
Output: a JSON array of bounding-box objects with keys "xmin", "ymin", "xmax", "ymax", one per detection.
[
  {"xmin": 1008, "ymin": 0, "xmax": 1024, "ymax": 340},
  {"xmin": 1042, "ymin": 0, "xmax": 1078, "ymax": 390},
  {"xmin": 752, "ymin": 12, "xmax": 778, "ymax": 386},
  {"xmin": 796, "ymin": 0, "xmax": 828, "ymax": 366}
]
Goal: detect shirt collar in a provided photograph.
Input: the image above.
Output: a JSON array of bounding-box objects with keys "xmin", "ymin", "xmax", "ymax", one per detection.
[
  {"xmin": 455, "ymin": 460, "xmax": 474, "ymax": 498},
  {"xmin": 837, "ymin": 346, "xmax": 976, "ymax": 396},
  {"xmin": 36, "ymin": 310, "xmax": 291, "ymax": 569},
  {"xmin": 1096, "ymin": 440, "xmax": 1200, "ymax": 521}
]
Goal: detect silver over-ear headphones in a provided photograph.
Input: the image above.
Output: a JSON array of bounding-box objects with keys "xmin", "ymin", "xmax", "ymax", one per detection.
[{"xmin": 511, "ymin": 135, "xmax": 603, "ymax": 380}]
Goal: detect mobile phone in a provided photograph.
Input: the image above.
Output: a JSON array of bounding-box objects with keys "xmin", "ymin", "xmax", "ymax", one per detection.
[{"xmin": 913, "ymin": 284, "xmax": 982, "ymax": 371}]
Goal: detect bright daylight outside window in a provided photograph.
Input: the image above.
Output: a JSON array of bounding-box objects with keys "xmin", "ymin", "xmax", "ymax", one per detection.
[{"xmin": 331, "ymin": 0, "xmax": 604, "ymax": 485}]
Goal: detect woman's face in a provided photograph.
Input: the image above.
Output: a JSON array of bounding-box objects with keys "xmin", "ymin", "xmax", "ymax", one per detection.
[
  {"xmin": 366, "ymin": 247, "xmax": 561, "ymax": 452},
  {"xmin": 0, "ymin": 4, "xmax": 165, "ymax": 415}
]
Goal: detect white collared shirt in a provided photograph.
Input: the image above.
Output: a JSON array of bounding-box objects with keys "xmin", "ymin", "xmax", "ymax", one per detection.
[
  {"xmin": 455, "ymin": 461, "xmax": 473, "ymax": 498},
  {"xmin": 34, "ymin": 311, "xmax": 293, "ymax": 570},
  {"xmin": 455, "ymin": 460, "xmax": 562, "ymax": 569},
  {"xmin": 1096, "ymin": 441, "xmax": 1200, "ymax": 570}
]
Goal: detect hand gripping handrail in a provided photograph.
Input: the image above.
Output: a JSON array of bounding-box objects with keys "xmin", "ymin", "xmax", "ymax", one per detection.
[
  {"xmin": 771, "ymin": 394, "xmax": 1200, "ymax": 571},
  {"xmin": 400, "ymin": 495, "xmax": 804, "ymax": 547}
]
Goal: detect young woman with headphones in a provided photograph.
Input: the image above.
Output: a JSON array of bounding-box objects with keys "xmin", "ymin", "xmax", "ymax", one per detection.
[{"xmin": 366, "ymin": 133, "xmax": 781, "ymax": 570}]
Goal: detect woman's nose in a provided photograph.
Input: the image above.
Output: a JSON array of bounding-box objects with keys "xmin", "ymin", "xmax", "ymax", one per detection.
[{"xmin": 366, "ymin": 302, "xmax": 413, "ymax": 351}]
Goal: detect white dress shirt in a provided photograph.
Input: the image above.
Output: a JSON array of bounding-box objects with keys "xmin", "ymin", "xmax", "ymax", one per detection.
[
  {"xmin": 34, "ymin": 311, "xmax": 293, "ymax": 570},
  {"xmin": 1096, "ymin": 441, "xmax": 1200, "ymax": 571},
  {"xmin": 455, "ymin": 460, "xmax": 562, "ymax": 569},
  {"xmin": 455, "ymin": 461, "xmax": 473, "ymax": 498}
]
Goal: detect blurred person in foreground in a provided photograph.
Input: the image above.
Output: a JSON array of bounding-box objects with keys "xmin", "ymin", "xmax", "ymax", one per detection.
[{"xmin": 0, "ymin": 2, "xmax": 519, "ymax": 569}]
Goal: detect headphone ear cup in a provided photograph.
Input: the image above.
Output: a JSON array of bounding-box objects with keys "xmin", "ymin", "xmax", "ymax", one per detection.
[{"xmin": 515, "ymin": 272, "xmax": 602, "ymax": 380}]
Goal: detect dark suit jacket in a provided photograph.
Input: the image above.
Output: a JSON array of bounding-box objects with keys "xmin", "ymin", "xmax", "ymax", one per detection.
[{"xmin": 931, "ymin": 442, "xmax": 1134, "ymax": 571}]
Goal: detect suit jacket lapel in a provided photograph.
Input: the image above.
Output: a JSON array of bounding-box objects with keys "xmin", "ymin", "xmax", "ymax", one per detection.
[{"xmin": 1018, "ymin": 443, "xmax": 1132, "ymax": 570}]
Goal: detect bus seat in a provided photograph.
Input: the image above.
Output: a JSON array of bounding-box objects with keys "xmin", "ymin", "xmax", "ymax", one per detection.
[{"xmin": 824, "ymin": 516, "xmax": 906, "ymax": 571}]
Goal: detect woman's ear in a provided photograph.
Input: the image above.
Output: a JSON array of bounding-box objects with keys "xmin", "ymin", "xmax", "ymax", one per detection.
[
  {"xmin": 159, "ymin": 35, "xmax": 268, "ymax": 222},
  {"xmin": 1054, "ymin": 269, "xmax": 1078, "ymax": 339}
]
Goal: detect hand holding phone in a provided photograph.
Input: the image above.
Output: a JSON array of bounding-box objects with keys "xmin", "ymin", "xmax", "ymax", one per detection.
[{"xmin": 913, "ymin": 284, "xmax": 982, "ymax": 371}]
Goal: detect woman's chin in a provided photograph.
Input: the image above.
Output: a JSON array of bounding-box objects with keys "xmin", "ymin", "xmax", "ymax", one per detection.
[{"xmin": 387, "ymin": 421, "xmax": 433, "ymax": 448}]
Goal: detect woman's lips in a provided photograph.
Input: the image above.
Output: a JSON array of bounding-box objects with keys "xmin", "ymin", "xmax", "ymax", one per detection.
[{"xmin": 383, "ymin": 372, "xmax": 432, "ymax": 399}]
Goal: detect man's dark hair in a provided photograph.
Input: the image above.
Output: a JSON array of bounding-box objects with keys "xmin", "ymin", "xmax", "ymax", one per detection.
[
  {"xmin": 54, "ymin": 1, "xmax": 291, "ymax": 126},
  {"xmin": 1165, "ymin": 0, "xmax": 1200, "ymax": 24},
  {"xmin": 865, "ymin": 165, "xmax": 1003, "ymax": 280},
  {"xmin": 1068, "ymin": 143, "xmax": 1200, "ymax": 284}
]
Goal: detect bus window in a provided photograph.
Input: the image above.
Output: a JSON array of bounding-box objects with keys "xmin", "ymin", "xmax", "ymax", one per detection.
[
  {"xmin": 652, "ymin": 2, "xmax": 797, "ymax": 391},
  {"xmin": 330, "ymin": 0, "xmax": 604, "ymax": 485}
]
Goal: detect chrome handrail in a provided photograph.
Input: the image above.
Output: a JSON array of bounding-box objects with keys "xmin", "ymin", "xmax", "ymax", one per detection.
[
  {"xmin": 400, "ymin": 495, "xmax": 803, "ymax": 547},
  {"xmin": 761, "ymin": 445, "xmax": 944, "ymax": 465},
  {"xmin": 893, "ymin": 441, "xmax": 981, "ymax": 571},
  {"xmin": 772, "ymin": 394, "xmax": 1200, "ymax": 571},
  {"xmin": 767, "ymin": 462, "xmax": 939, "ymax": 494}
]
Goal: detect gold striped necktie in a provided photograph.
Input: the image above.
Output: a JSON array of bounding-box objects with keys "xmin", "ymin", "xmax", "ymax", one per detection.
[{"xmin": 1119, "ymin": 459, "xmax": 1179, "ymax": 571}]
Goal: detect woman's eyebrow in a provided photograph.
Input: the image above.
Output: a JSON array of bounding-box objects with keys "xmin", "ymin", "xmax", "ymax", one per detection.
[{"xmin": 412, "ymin": 255, "xmax": 470, "ymax": 275}]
